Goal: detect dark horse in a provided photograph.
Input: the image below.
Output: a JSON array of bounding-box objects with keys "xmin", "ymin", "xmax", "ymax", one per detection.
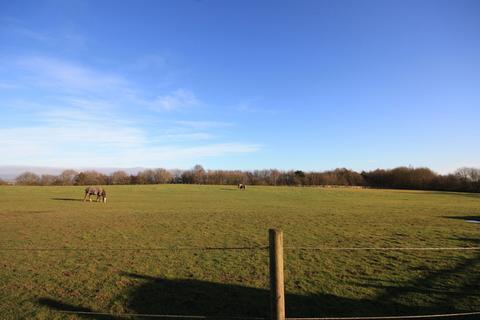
[
  {"xmin": 238, "ymin": 183, "xmax": 246, "ymax": 190},
  {"xmin": 83, "ymin": 186, "xmax": 107, "ymax": 203}
]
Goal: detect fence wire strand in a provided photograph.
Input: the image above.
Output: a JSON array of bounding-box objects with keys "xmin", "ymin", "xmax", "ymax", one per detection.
[
  {"xmin": 283, "ymin": 247, "xmax": 480, "ymax": 251},
  {"xmin": 1, "ymin": 246, "xmax": 480, "ymax": 252},
  {"xmin": 56, "ymin": 310, "xmax": 480, "ymax": 319},
  {"xmin": 7, "ymin": 244, "xmax": 480, "ymax": 319},
  {"xmin": 0, "ymin": 246, "xmax": 269, "ymax": 251},
  {"xmin": 287, "ymin": 310, "xmax": 480, "ymax": 319},
  {"xmin": 58, "ymin": 310, "xmax": 266, "ymax": 319}
]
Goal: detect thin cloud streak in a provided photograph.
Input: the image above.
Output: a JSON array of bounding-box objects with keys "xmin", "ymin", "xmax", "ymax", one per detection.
[
  {"xmin": 16, "ymin": 56, "xmax": 128, "ymax": 93},
  {"xmin": 0, "ymin": 54, "xmax": 260, "ymax": 167},
  {"xmin": 150, "ymin": 132, "xmax": 216, "ymax": 142},
  {"xmin": 0, "ymin": 125, "xmax": 145, "ymax": 148},
  {"xmin": 0, "ymin": 127, "xmax": 260, "ymax": 167},
  {"xmin": 6, "ymin": 55, "xmax": 201, "ymax": 112},
  {"xmin": 148, "ymin": 89, "xmax": 200, "ymax": 111},
  {"xmin": 175, "ymin": 120, "xmax": 233, "ymax": 129}
]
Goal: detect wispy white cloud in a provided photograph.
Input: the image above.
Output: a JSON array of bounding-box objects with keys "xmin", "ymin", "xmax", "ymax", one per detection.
[
  {"xmin": 234, "ymin": 100, "xmax": 278, "ymax": 114},
  {"xmin": 0, "ymin": 54, "xmax": 260, "ymax": 167},
  {"xmin": 148, "ymin": 89, "xmax": 200, "ymax": 111},
  {"xmin": 175, "ymin": 120, "xmax": 233, "ymax": 129},
  {"xmin": 0, "ymin": 123, "xmax": 259, "ymax": 167},
  {"xmin": 58, "ymin": 96, "xmax": 117, "ymax": 112},
  {"xmin": 0, "ymin": 94, "xmax": 251, "ymax": 166},
  {"xmin": 47, "ymin": 143, "xmax": 261, "ymax": 168},
  {"xmin": 16, "ymin": 56, "xmax": 128, "ymax": 93},
  {"xmin": 8, "ymin": 56, "xmax": 202, "ymax": 112},
  {"xmin": 0, "ymin": 124, "xmax": 145, "ymax": 148},
  {"xmin": 61, "ymin": 32, "xmax": 87, "ymax": 50},
  {"xmin": 1, "ymin": 18, "xmax": 88, "ymax": 50},
  {"xmin": 134, "ymin": 143, "xmax": 261, "ymax": 165},
  {"xmin": 154, "ymin": 132, "xmax": 215, "ymax": 142},
  {"xmin": 2, "ymin": 24, "xmax": 50, "ymax": 42}
]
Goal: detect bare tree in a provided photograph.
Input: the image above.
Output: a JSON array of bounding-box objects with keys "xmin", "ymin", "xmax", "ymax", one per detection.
[
  {"xmin": 192, "ymin": 165, "xmax": 206, "ymax": 184},
  {"xmin": 56, "ymin": 169, "xmax": 78, "ymax": 185},
  {"xmin": 181, "ymin": 169, "xmax": 196, "ymax": 183},
  {"xmin": 269, "ymin": 169, "xmax": 280, "ymax": 186},
  {"xmin": 16, "ymin": 172, "xmax": 41, "ymax": 185},
  {"xmin": 40, "ymin": 174, "xmax": 57, "ymax": 186},
  {"xmin": 74, "ymin": 171, "xmax": 108, "ymax": 185},
  {"xmin": 110, "ymin": 171, "xmax": 131, "ymax": 185},
  {"xmin": 153, "ymin": 168, "xmax": 172, "ymax": 184},
  {"xmin": 455, "ymin": 167, "xmax": 480, "ymax": 182},
  {"xmin": 137, "ymin": 169, "xmax": 156, "ymax": 184}
]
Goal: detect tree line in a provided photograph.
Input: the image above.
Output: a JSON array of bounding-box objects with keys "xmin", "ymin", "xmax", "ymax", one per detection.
[{"xmin": 7, "ymin": 165, "xmax": 480, "ymax": 193}]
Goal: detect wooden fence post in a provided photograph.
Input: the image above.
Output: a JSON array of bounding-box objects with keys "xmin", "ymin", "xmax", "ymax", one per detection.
[{"xmin": 269, "ymin": 229, "xmax": 285, "ymax": 320}]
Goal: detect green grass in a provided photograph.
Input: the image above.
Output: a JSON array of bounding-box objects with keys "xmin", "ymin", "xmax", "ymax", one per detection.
[{"xmin": 0, "ymin": 185, "xmax": 479, "ymax": 319}]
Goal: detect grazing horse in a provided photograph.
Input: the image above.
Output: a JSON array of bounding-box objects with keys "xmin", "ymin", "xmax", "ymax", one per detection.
[
  {"xmin": 84, "ymin": 186, "xmax": 107, "ymax": 203},
  {"xmin": 238, "ymin": 183, "xmax": 246, "ymax": 190}
]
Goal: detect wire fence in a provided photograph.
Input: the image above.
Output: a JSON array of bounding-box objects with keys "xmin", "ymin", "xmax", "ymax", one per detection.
[
  {"xmin": 4, "ymin": 238, "xmax": 480, "ymax": 319},
  {"xmin": 1, "ymin": 245, "xmax": 480, "ymax": 251},
  {"xmin": 0, "ymin": 245, "xmax": 269, "ymax": 251},
  {"xmin": 56, "ymin": 309, "xmax": 480, "ymax": 319}
]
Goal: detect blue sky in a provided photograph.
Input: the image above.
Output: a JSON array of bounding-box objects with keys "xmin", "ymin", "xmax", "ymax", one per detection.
[{"xmin": 0, "ymin": 0, "xmax": 479, "ymax": 173}]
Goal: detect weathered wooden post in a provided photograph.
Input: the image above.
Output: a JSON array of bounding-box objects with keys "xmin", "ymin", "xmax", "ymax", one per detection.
[{"xmin": 269, "ymin": 229, "xmax": 285, "ymax": 320}]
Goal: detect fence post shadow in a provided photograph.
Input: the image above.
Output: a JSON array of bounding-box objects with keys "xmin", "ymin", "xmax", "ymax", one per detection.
[
  {"xmin": 37, "ymin": 297, "xmax": 120, "ymax": 319},
  {"xmin": 38, "ymin": 269, "xmax": 476, "ymax": 319},
  {"xmin": 35, "ymin": 233, "xmax": 480, "ymax": 319}
]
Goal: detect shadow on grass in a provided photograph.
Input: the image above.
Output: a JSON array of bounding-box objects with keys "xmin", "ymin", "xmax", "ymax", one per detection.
[
  {"xmin": 219, "ymin": 188, "xmax": 239, "ymax": 191},
  {"xmin": 356, "ymin": 237, "xmax": 480, "ymax": 312},
  {"xmin": 37, "ymin": 298, "xmax": 118, "ymax": 319},
  {"xmin": 37, "ymin": 275, "xmax": 479, "ymax": 319},
  {"xmin": 51, "ymin": 197, "xmax": 84, "ymax": 202},
  {"xmin": 36, "ymin": 280, "xmax": 416, "ymax": 319},
  {"xmin": 399, "ymin": 190, "xmax": 480, "ymax": 200},
  {"xmin": 37, "ymin": 239, "xmax": 480, "ymax": 320},
  {"xmin": 443, "ymin": 215, "xmax": 480, "ymax": 222}
]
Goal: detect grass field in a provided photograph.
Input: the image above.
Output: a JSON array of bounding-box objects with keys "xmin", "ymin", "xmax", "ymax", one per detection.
[{"xmin": 0, "ymin": 185, "xmax": 479, "ymax": 319}]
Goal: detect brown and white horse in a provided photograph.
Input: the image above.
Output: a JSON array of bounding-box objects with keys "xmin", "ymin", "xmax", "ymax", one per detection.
[{"xmin": 84, "ymin": 186, "xmax": 107, "ymax": 203}]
